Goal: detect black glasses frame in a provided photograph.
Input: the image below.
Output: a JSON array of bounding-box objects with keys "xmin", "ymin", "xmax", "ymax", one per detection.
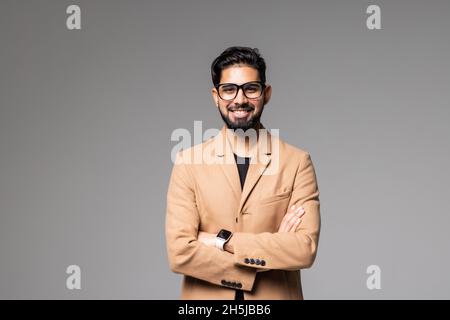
[{"xmin": 215, "ymin": 81, "xmax": 266, "ymax": 100}]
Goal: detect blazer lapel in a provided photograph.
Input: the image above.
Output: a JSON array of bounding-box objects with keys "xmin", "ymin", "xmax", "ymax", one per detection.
[
  {"xmin": 239, "ymin": 127, "xmax": 271, "ymax": 212},
  {"xmin": 212, "ymin": 124, "xmax": 273, "ymax": 213},
  {"xmin": 212, "ymin": 126, "xmax": 242, "ymax": 203}
]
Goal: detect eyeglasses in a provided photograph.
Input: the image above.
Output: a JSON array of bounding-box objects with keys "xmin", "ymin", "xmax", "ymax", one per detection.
[{"xmin": 215, "ymin": 81, "xmax": 266, "ymax": 101}]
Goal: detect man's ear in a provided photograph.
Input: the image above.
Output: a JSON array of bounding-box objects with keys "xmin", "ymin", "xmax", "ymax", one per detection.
[
  {"xmin": 211, "ymin": 88, "xmax": 219, "ymax": 106},
  {"xmin": 263, "ymin": 84, "xmax": 272, "ymax": 105}
]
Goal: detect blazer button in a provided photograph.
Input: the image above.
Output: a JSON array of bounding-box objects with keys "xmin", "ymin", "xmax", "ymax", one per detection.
[
  {"xmin": 250, "ymin": 258, "xmax": 255, "ymax": 264},
  {"xmin": 244, "ymin": 258, "xmax": 250, "ymax": 264},
  {"xmin": 237, "ymin": 283, "xmax": 242, "ymax": 289},
  {"xmin": 221, "ymin": 280, "xmax": 226, "ymax": 285},
  {"xmin": 231, "ymin": 282, "xmax": 237, "ymax": 288},
  {"xmin": 261, "ymin": 260, "xmax": 266, "ymax": 266},
  {"xmin": 255, "ymin": 259, "xmax": 261, "ymax": 265}
]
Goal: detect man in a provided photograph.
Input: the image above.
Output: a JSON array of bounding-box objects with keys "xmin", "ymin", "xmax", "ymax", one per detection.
[{"xmin": 165, "ymin": 46, "xmax": 321, "ymax": 300}]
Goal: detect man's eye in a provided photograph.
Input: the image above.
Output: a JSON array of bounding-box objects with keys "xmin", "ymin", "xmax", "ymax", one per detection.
[
  {"xmin": 245, "ymin": 86, "xmax": 259, "ymax": 92},
  {"xmin": 222, "ymin": 86, "xmax": 235, "ymax": 92}
]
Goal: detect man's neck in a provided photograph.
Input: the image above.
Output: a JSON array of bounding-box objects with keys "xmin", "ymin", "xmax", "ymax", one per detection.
[{"xmin": 225, "ymin": 122, "xmax": 262, "ymax": 158}]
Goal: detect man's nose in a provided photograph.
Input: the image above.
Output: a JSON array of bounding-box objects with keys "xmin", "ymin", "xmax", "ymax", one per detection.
[{"xmin": 233, "ymin": 87, "xmax": 248, "ymax": 104}]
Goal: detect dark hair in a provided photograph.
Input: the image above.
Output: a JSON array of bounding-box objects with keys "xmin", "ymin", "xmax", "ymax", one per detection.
[{"xmin": 211, "ymin": 46, "xmax": 267, "ymax": 87}]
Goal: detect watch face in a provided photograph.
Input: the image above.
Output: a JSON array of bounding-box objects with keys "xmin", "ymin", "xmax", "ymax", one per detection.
[{"xmin": 217, "ymin": 229, "xmax": 232, "ymax": 240}]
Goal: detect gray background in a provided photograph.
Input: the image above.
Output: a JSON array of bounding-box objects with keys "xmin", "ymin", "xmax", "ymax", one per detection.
[{"xmin": 1, "ymin": 0, "xmax": 449, "ymax": 299}]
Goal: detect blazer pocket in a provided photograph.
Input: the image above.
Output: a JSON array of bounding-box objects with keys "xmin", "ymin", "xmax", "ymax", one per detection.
[
  {"xmin": 258, "ymin": 189, "xmax": 292, "ymax": 206},
  {"xmin": 255, "ymin": 190, "xmax": 292, "ymax": 233}
]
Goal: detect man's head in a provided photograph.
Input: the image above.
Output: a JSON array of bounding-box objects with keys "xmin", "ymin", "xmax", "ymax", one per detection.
[{"xmin": 211, "ymin": 46, "xmax": 272, "ymax": 131}]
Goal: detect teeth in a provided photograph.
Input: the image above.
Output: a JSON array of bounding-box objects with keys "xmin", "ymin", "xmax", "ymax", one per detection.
[{"xmin": 232, "ymin": 110, "xmax": 250, "ymax": 118}]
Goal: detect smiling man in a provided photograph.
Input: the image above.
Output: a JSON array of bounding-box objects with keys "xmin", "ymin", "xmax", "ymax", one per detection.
[{"xmin": 166, "ymin": 46, "xmax": 321, "ymax": 300}]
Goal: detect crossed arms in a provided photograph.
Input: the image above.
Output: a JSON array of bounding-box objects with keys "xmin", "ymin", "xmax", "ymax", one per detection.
[{"xmin": 165, "ymin": 152, "xmax": 320, "ymax": 292}]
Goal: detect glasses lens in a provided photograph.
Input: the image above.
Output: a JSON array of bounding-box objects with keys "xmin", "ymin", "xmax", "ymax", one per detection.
[
  {"xmin": 219, "ymin": 84, "xmax": 238, "ymax": 100},
  {"xmin": 243, "ymin": 82, "xmax": 263, "ymax": 99},
  {"xmin": 218, "ymin": 82, "xmax": 264, "ymax": 100}
]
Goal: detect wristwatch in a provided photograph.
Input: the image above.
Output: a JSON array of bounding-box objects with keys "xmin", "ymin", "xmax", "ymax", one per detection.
[{"xmin": 215, "ymin": 229, "xmax": 233, "ymax": 251}]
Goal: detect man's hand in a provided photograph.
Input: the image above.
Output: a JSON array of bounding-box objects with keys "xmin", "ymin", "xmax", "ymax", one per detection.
[
  {"xmin": 198, "ymin": 231, "xmax": 235, "ymax": 253},
  {"xmin": 278, "ymin": 204, "xmax": 305, "ymax": 233},
  {"xmin": 198, "ymin": 231, "xmax": 216, "ymax": 247}
]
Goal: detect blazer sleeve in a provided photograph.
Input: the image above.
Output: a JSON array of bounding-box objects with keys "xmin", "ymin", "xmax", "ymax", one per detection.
[
  {"xmin": 231, "ymin": 152, "xmax": 321, "ymax": 271},
  {"xmin": 165, "ymin": 152, "xmax": 257, "ymax": 291}
]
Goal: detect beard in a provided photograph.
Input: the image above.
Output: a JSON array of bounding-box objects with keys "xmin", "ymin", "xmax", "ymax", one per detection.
[{"xmin": 218, "ymin": 103, "xmax": 264, "ymax": 132}]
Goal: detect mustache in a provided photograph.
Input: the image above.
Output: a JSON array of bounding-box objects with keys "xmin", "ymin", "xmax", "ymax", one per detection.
[{"xmin": 228, "ymin": 105, "xmax": 254, "ymax": 112}]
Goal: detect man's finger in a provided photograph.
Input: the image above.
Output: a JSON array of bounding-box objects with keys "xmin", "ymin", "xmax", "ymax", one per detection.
[
  {"xmin": 291, "ymin": 218, "xmax": 302, "ymax": 232},
  {"xmin": 279, "ymin": 206, "xmax": 304, "ymax": 232},
  {"xmin": 280, "ymin": 206, "xmax": 305, "ymax": 232},
  {"xmin": 297, "ymin": 207, "xmax": 305, "ymax": 219},
  {"xmin": 284, "ymin": 208, "xmax": 302, "ymax": 232},
  {"xmin": 288, "ymin": 213, "xmax": 301, "ymax": 231},
  {"xmin": 279, "ymin": 206, "xmax": 298, "ymax": 231}
]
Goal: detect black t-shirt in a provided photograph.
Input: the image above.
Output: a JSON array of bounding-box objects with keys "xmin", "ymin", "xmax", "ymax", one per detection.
[
  {"xmin": 234, "ymin": 153, "xmax": 251, "ymax": 190},
  {"xmin": 233, "ymin": 153, "xmax": 251, "ymax": 300}
]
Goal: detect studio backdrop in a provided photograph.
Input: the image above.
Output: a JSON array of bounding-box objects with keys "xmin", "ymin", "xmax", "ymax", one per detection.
[{"xmin": 1, "ymin": 0, "xmax": 449, "ymax": 299}]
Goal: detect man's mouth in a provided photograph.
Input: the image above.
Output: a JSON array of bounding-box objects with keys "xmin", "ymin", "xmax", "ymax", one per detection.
[{"xmin": 229, "ymin": 108, "xmax": 253, "ymax": 119}]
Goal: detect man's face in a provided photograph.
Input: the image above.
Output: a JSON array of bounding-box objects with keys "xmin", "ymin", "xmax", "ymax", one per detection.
[{"xmin": 212, "ymin": 65, "xmax": 272, "ymax": 131}]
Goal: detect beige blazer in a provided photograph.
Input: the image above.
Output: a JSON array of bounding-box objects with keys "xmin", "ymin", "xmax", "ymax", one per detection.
[{"xmin": 165, "ymin": 123, "xmax": 321, "ymax": 300}]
